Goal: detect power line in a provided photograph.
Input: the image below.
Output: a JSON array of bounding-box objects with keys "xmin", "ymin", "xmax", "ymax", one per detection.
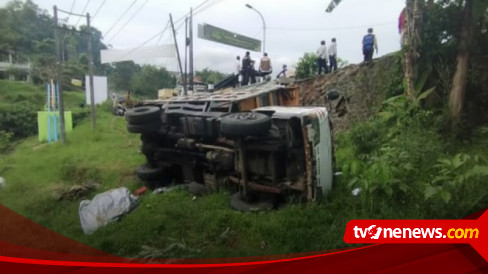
[
  {"xmin": 267, "ymin": 21, "xmax": 396, "ymax": 32},
  {"xmin": 104, "ymin": 0, "xmax": 139, "ymax": 38},
  {"xmin": 155, "ymin": 20, "xmax": 171, "ymax": 45},
  {"xmin": 127, "ymin": 0, "xmax": 215, "ymax": 55},
  {"xmin": 106, "ymin": 0, "xmax": 150, "ymax": 43},
  {"xmin": 75, "ymin": 0, "xmax": 92, "ymax": 27},
  {"xmin": 66, "ymin": 0, "xmax": 76, "ymax": 22},
  {"xmin": 92, "ymin": 0, "xmax": 107, "ymax": 20}
]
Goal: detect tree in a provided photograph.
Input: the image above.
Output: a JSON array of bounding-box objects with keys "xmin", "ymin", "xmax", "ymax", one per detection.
[
  {"xmin": 195, "ymin": 68, "xmax": 227, "ymax": 84},
  {"xmin": 295, "ymin": 53, "xmax": 319, "ymax": 79},
  {"xmin": 448, "ymin": 0, "xmax": 488, "ymax": 127},
  {"xmin": 109, "ymin": 61, "xmax": 139, "ymax": 92},
  {"xmin": 131, "ymin": 65, "xmax": 176, "ymax": 98}
]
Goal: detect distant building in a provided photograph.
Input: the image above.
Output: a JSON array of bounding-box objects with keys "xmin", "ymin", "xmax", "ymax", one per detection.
[{"xmin": 0, "ymin": 50, "xmax": 32, "ymax": 82}]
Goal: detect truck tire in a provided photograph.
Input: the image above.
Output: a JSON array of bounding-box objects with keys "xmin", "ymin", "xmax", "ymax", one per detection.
[
  {"xmin": 125, "ymin": 106, "xmax": 161, "ymax": 124},
  {"xmin": 127, "ymin": 121, "xmax": 162, "ymax": 134},
  {"xmin": 221, "ymin": 112, "xmax": 271, "ymax": 137},
  {"xmin": 136, "ymin": 163, "xmax": 163, "ymax": 181},
  {"xmin": 230, "ymin": 192, "xmax": 275, "ymax": 212}
]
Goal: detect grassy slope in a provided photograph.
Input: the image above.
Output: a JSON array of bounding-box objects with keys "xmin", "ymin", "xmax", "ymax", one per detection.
[
  {"xmin": 0, "ymin": 82, "xmax": 365, "ymax": 258},
  {"xmin": 0, "ymin": 81, "xmax": 486, "ymax": 259},
  {"xmin": 0, "ymin": 80, "xmax": 85, "ymax": 109},
  {"xmin": 0, "ymin": 107, "xmax": 361, "ymax": 258}
]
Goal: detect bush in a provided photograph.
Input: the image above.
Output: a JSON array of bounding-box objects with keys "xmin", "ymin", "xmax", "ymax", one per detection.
[
  {"xmin": 0, "ymin": 130, "xmax": 13, "ymax": 153},
  {"xmin": 0, "ymin": 104, "xmax": 38, "ymax": 139},
  {"xmin": 335, "ymin": 95, "xmax": 471, "ymax": 217},
  {"xmin": 72, "ymin": 110, "xmax": 89, "ymax": 127}
]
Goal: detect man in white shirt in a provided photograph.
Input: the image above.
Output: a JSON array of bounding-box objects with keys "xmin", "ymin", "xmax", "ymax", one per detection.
[
  {"xmin": 316, "ymin": 40, "xmax": 329, "ymax": 74},
  {"xmin": 328, "ymin": 38, "xmax": 337, "ymax": 72},
  {"xmin": 234, "ymin": 56, "xmax": 241, "ymax": 87}
]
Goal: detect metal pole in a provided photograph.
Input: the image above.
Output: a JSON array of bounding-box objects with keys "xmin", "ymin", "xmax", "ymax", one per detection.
[
  {"xmin": 245, "ymin": 4, "xmax": 266, "ymax": 53},
  {"xmin": 169, "ymin": 14, "xmax": 184, "ymax": 95},
  {"xmin": 86, "ymin": 12, "xmax": 96, "ymax": 129},
  {"xmin": 46, "ymin": 83, "xmax": 51, "ymax": 143},
  {"xmin": 189, "ymin": 8, "xmax": 194, "ymax": 92},
  {"xmin": 184, "ymin": 17, "xmax": 188, "ymax": 95},
  {"xmin": 53, "ymin": 5, "xmax": 67, "ymax": 144}
]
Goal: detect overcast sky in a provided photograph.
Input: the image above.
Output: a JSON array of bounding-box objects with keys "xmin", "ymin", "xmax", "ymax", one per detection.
[{"xmin": 1, "ymin": 0, "xmax": 405, "ymax": 74}]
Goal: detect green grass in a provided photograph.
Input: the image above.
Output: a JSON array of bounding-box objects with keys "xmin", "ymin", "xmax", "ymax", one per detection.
[
  {"xmin": 0, "ymin": 80, "xmax": 85, "ymax": 109},
  {"xmin": 0, "ymin": 108, "xmax": 361, "ymax": 258},
  {"xmin": 0, "ymin": 105, "xmax": 469, "ymax": 259},
  {"xmin": 1, "ymin": 81, "xmax": 487, "ymax": 259}
]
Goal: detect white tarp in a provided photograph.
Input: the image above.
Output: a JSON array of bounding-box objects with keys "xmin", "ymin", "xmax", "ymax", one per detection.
[
  {"xmin": 100, "ymin": 44, "xmax": 176, "ymax": 64},
  {"xmin": 79, "ymin": 187, "xmax": 138, "ymax": 234},
  {"xmin": 85, "ymin": 75, "xmax": 108, "ymax": 105}
]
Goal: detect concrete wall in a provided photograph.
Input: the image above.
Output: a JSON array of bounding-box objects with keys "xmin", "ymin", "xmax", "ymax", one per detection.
[{"xmin": 299, "ymin": 54, "xmax": 402, "ymax": 133}]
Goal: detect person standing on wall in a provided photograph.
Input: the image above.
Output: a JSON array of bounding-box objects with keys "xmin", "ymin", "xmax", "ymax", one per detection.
[
  {"xmin": 362, "ymin": 28, "xmax": 378, "ymax": 63},
  {"xmin": 250, "ymin": 60, "xmax": 257, "ymax": 84},
  {"xmin": 317, "ymin": 40, "xmax": 329, "ymax": 74},
  {"xmin": 241, "ymin": 51, "xmax": 251, "ymax": 85},
  {"xmin": 234, "ymin": 56, "xmax": 241, "ymax": 87},
  {"xmin": 276, "ymin": 64, "xmax": 287, "ymax": 78},
  {"xmin": 259, "ymin": 53, "xmax": 272, "ymax": 81},
  {"xmin": 328, "ymin": 38, "xmax": 338, "ymax": 72},
  {"xmin": 399, "ymin": 7, "xmax": 407, "ymax": 46}
]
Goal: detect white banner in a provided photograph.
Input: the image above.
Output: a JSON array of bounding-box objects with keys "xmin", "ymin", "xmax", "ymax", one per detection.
[
  {"xmin": 101, "ymin": 44, "xmax": 176, "ymax": 64},
  {"xmin": 85, "ymin": 75, "xmax": 108, "ymax": 105}
]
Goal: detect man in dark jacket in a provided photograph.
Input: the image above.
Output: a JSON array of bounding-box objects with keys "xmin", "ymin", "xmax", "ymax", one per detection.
[{"xmin": 241, "ymin": 51, "xmax": 251, "ymax": 85}]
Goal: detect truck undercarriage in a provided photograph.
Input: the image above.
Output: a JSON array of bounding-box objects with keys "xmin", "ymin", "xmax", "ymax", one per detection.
[{"xmin": 125, "ymin": 82, "xmax": 333, "ymax": 210}]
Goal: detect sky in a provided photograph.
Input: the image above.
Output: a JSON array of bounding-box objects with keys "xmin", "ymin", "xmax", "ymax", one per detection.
[{"xmin": 1, "ymin": 0, "xmax": 406, "ymax": 74}]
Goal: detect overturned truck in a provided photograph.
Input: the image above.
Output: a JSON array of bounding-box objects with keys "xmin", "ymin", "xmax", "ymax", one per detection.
[{"xmin": 125, "ymin": 82, "xmax": 334, "ymax": 210}]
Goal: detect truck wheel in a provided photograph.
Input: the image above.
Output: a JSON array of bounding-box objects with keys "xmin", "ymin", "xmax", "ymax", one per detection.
[
  {"xmin": 220, "ymin": 112, "xmax": 271, "ymax": 137},
  {"xmin": 230, "ymin": 192, "xmax": 275, "ymax": 212},
  {"xmin": 127, "ymin": 121, "xmax": 162, "ymax": 134},
  {"xmin": 125, "ymin": 106, "xmax": 161, "ymax": 124},
  {"xmin": 136, "ymin": 163, "xmax": 163, "ymax": 181}
]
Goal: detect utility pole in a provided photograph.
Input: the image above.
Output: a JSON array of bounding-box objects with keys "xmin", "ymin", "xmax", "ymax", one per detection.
[
  {"xmin": 189, "ymin": 8, "xmax": 194, "ymax": 92},
  {"xmin": 53, "ymin": 5, "xmax": 67, "ymax": 144},
  {"xmin": 184, "ymin": 17, "xmax": 188, "ymax": 95},
  {"xmin": 86, "ymin": 12, "xmax": 96, "ymax": 129},
  {"xmin": 169, "ymin": 13, "xmax": 184, "ymax": 96}
]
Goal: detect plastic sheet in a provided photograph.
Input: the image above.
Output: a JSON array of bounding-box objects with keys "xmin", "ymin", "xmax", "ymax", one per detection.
[{"xmin": 79, "ymin": 187, "xmax": 138, "ymax": 234}]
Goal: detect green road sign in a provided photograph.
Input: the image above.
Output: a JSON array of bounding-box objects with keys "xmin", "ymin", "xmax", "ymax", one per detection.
[{"xmin": 198, "ymin": 23, "xmax": 261, "ymax": 52}]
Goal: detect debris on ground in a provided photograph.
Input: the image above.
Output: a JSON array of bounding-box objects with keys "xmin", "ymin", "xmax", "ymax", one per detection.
[
  {"xmin": 79, "ymin": 187, "xmax": 139, "ymax": 234},
  {"xmin": 0, "ymin": 177, "xmax": 5, "ymax": 188},
  {"xmin": 134, "ymin": 186, "xmax": 148, "ymax": 196},
  {"xmin": 153, "ymin": 184, "xmax": 189, "ymax": 194},
  {"xmin": 54, "ymin": 181, "xmax": 100, "ymax": 201},
  {"xmin": 351, "ymin": 188, "xmax": 362, "ymax": 196}
]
